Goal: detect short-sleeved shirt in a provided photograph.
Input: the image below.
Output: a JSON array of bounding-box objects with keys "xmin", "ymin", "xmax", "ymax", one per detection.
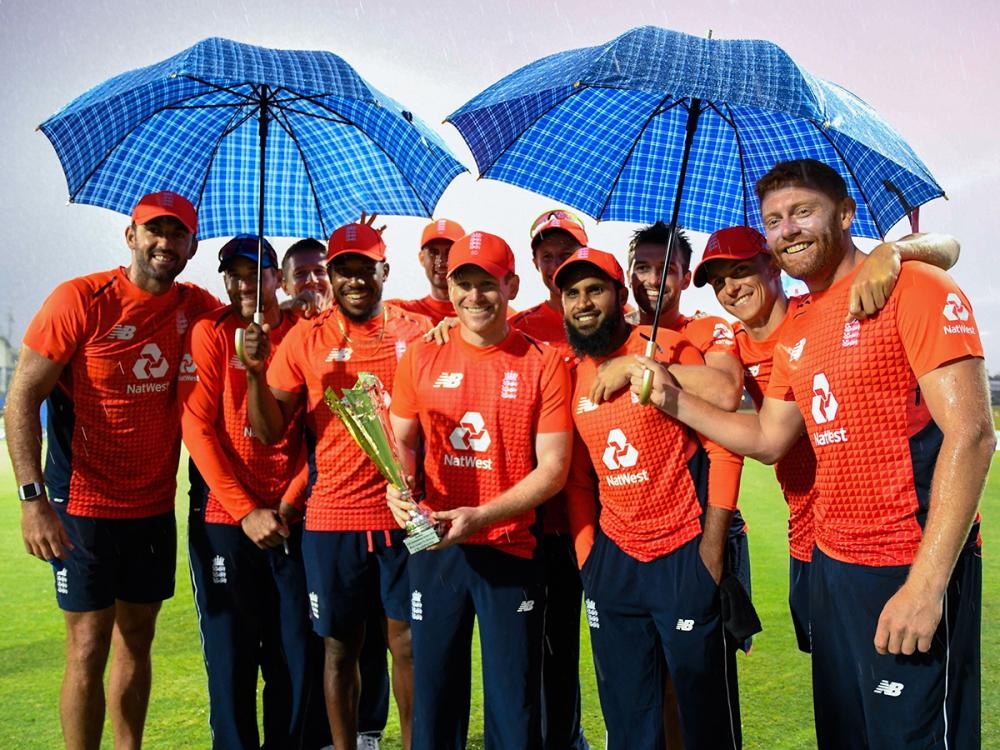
[
  {"xmin": 391, "ymin": 328, "xmax": 572, "ymax": 559},
  {"xmin": 572, "ymin": 327, "xmax": 742, "ymax": 562},
  {"xmin": 267, "ymin": 304, "xmax": 432, "ymax": 531},
  {"xmin": 670, "ymin": 312, "xmax": 737, "ymax": 358},
  {"xmin": 24, "ymin": 267, "xmax": 219, "ymax": 518},
  {"xmin": 180, "ymin": 308, "xmax": 303, "ymax": 525},
  {"xmin": 767, "ymin": 263, "xmax": 984, "ymax": 567}
]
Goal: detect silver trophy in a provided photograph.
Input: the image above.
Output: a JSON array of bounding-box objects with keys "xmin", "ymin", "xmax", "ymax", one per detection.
[{"xmin": 325, "ymin": 373, "xmax": 440, "ymax": 553}]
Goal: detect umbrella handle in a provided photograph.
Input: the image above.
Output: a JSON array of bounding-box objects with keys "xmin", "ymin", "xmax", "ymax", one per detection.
[
  {"xmin": 234, "ymin": 328, "xmax": 247, "ymax": 368},
  {"xmin": 637, "ymin": 338, "xmax": 658, "ymax": 405}
]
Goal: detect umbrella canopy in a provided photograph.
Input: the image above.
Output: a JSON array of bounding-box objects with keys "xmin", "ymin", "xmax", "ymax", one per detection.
[
  {"xmin": 40, "ymin": 37, "xmax": 466, "ymax": 241},
  {"xmin": 447, "ymin": 25, "xmax": 943, "ymax": 240}
]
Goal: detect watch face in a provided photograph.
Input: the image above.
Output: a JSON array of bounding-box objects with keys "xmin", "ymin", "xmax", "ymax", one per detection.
[{"xmin": 18, "ymin": 482, "xmax": 44, "ymax": 501}]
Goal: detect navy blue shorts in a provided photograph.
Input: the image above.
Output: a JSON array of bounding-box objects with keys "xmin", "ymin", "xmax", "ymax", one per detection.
[
  {"xmin": 407, "ymin": 543, "xmax": 546, "ymax": 750},
  {"xmin": 302, "ymin": 528, "xmax": 410, "ymax": 639},
  {"xmin": 789, "ymin": 556, "xmax": 811, "ymax": 653},
  {"xmin": 52, "ymin": 507, "xmax": 176, "ymax": 611},
  {"xmin": 581, "ymin": 530, "xmax": 741, "ymax": 750},
  {"xmin": 810, "ymin": 546, "xmax": 980, "ymax": 750}
]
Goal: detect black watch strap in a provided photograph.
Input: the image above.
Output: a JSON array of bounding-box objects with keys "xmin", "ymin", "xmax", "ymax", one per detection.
[{"xmin": 18, "ymin": 482, "xmax": 45, "ymax": 501}]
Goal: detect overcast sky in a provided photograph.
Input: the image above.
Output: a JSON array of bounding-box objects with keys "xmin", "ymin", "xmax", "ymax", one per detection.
[{"xmin": 2, "ymin": 0, "xmax": 998, "ymax": 371}]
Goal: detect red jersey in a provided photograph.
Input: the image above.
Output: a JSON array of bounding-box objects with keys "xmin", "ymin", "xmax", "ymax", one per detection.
[
  {"xmin": 180, "ymin": 308, "xmax": 305, "ymax": 526},
  {"xmin": 387, "ymin": 295, "xmax": 455, "ymax": 325},
  {"xmin": 23, "ymin": 268, "xmax": 219, "ymax": 518},
  {"xmin": 734, "ymin": 319, "xmax": 816, "ymax": 562},
  {"xmin": 391, "ymin": 329, "xmax": 572, "ymax": 559},
  {"xmin": 767, "ymin": 264, "xmax": 984, "ymax": 566},
  {"xmin": 571, "ymin": 327, "xmax": 742, "ymax": 562},
  {"xmin": 267, "ymin": 304, "xmax": 431, "ymax": 532}
]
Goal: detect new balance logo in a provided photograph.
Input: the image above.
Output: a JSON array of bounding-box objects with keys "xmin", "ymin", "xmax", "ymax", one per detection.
[
  {"xmin": 229, "ymin": 355, "xmax": 246, "ymax": 370},
  {"xmin": 576, "ymin": 396, "xmax": 599, "ymax": 413},
  {"xmin": 411, "ymin": 591, "xmax": 424, "ymax": 621},
  {"xmin": 433, "ymin": 372, "xmax": 464, "ymax": 388},
  {"xmin": 309, "ymin": 592, "xmax": 320, "ymax": 620},
  {"xmin": 107, "ymin": 324, "xmax": 136, "ymax": 340},
  {"xmin": 676, "ymin": 619, "xmax": 694, "ymax": 631},
  {"xmin": 516, "ymin": 600, "xmax": 535, "ymax": 613},
  {"xmin": 585, "ymin": 598, "xmax": 600, "ymax": 629},
  {"xmin": 787, "ymin": 337, "xmax": 806, "ymax": 363},
  {"xmin": 874, "ymin": 680, "xmax": 904, "ymax": 697},
  {"xmin": 211, "ymin": 555, "xmax": 227, "ymax": 584},
  {"xmin": 325, "ymin": 348, "xmax": 352, "ymax": 362}
]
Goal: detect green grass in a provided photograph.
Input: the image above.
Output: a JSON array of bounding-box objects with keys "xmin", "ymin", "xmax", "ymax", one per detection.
[{"xmin": 1, "ymin": 455, "xmax": 997, "ymax": 748}]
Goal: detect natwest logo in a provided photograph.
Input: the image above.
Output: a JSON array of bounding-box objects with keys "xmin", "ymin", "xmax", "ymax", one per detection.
[
  {"xmin": 602, "ymin": 428, "xmax": 638, "ymax": 470},
  {"xmin": 810, "ymin": 373, "xmax": 838, "ymax": 425},
  {"xmin": 449, "ymin": 412, "xmax": 491, "ymax": 452},
  {"xmin": 133, "ymin": 343, "xmax": 169, "ymax": 380},
  {"xmin": 943, "ymin": 292, "xmax": 969, "ymax": 322}
]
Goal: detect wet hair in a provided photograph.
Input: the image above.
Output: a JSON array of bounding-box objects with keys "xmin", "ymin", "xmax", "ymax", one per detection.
[
  {"xmin": 281, "ymin": 238, "xmax": 325, "ymax": 274},
  {"xmin": 626, "ymin": 222, "xmax": 693, "ymax": 272},
  {"xmin": 755, "ymin": 159, "xmax": 848, "ymax": 204}
]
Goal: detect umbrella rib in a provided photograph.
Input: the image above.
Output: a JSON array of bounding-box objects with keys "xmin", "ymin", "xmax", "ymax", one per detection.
[
  {"xmin": 305, "ymin": 98, "xmax": 438, "ymax": 217},
  {"xmin": 807, "ymin": 123, "xmax": 887, "ymax": 237},
  {"xmin": 594, "ymin": 93, "xmax": 685, "ymax": 221},
  {"xmin": 267, "ymin": 106, "xmax": 331, "ymax": 237},
  {"xmin": 709, "ymin": 101, "xmax": 753, "ymax": 227},
  {"xmin": 190, "ymin": 106, "xmax": 258, "ymax": 220}
]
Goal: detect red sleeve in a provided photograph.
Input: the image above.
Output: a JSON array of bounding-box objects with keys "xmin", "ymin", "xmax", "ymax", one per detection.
[
  {"xmin": 179, "ymin": 316, "xmax": 258, "ymax": 521},
  {"xmin": 702, "ymin": 435, "xmax": 744, "ymax": 511},
  {"xmin": 894, "ymin": 265, "xmax": 984, "ymax": 377},
  {"xmin": 22, "ymin": 279, "xmax": 89, "ymax": 364},
  {"xmin": 683, "ymin": 315, "xmax": 737, "ymax": 356},
  {"xmin": 536, "ymin": 349, "xmax": 572, "ymax": 433},
  {"xmin": 566, "ymin": 430, "xmax": 598, "ymax": 568},
  {"xmin": 280, "ymin": 440, "xmax": 310, "ymax": 511}
]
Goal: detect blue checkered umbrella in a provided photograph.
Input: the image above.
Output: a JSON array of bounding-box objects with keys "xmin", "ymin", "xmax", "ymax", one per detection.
[
  {"xmin": 447, "ymin": 25, "xmax": 942, "ymax": 241},
  {"xmin": 448, "ymin": 26, "xmax": 944, "ymax": 401},
  {"xmin": 40, "ymin": 37, "xmax": 466, "ymax": 242}
]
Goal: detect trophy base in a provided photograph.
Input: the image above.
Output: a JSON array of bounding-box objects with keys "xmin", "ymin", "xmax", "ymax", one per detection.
[{"xmin": 403, "ymin": 526, "xmax": 441, "ymax": 554}]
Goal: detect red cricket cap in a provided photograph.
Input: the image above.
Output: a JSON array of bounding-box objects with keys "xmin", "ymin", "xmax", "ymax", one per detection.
[
  {"xmin": 327, "ymin": 223, "xmax": 386, "ymax": 263},
  {"xmin": 131, "ymin": 191, "xmax": 197, "ymax": 234},
  {"xmin": 529, "ymin": 208, "xmax": 588, "ymax": 249},
  {"xmin": 421, "ymin": 218, "xmax": 465, "ymax": 248},
  {"xmin": 692, "ymin": 226, "xmax": 770, "ymax": 288},
  {"xmin": 553, "ymin": 247, "xmax": 626, "ymax": 289},
  {"xmin": 446, "ymin": 231, "xmax": 515, "ymax": 279}
]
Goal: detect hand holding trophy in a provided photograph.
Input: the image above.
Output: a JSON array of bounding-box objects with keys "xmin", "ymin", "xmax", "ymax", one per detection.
[{"xmin": 325, "ymin": 373, "xmax": 440, "ymax": 553}]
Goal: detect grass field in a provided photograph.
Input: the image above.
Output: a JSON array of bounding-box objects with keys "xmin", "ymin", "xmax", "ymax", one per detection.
[{"xmin": 1, "ymin": 454, "xmax": 997, "ymax": 749}]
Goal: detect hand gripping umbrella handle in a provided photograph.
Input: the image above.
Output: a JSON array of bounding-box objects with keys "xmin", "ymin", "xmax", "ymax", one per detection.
[
  {"xmin": 637, "ymin": 337, "xmax": 658, "ymax": 405},
  {"xmin": 233, "ymin": 312, "xmax": 264, "ymax": 368}
]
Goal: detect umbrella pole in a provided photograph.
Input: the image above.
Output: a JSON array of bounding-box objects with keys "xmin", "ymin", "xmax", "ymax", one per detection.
[
  {"xmin": 639, "ymin": 98, "xmax": 702, "ymax": 405},
  {"xmin": 255, "ymin": 86, "xmax": 270, "ymax": 326}
]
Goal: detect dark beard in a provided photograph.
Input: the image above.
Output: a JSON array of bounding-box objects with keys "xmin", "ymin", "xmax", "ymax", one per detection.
[{"xmin": 565, "ymin": 305, "xmax": 624, "ymax": 359}]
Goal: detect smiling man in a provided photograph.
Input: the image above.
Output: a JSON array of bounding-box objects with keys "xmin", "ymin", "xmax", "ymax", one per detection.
[
  {"xmin": 636, "ymin": 159, "xmax": 993, "ymax": 750},
  {"xmin": 555, "ymin": 247, "xmax": 744, "ymax": 750},
  {"xmin": 386, "ymin": 231, "xmax": 573, "ymax": 750},
  {"xmin": 242, "ymin": 222, "xmax": 432, "ymax": 750},
  {"xmin": 6, "ymin": 191, "xmax": 219, "ymax": 750},
  {"xmin": 180, "ymin": 235, "xmax": 325, "ymax": 749}
]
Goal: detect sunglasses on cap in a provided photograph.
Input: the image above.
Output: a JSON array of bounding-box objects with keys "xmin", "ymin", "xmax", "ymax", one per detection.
[{"xmin": 529, "ymin": 208, "xmax": 585, "ymax": 238}]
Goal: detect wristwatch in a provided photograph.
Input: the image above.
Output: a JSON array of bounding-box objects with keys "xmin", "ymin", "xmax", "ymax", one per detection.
[{"xmin": 18, "ymin": 482, "xmax": 45, "ymax": 501}]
